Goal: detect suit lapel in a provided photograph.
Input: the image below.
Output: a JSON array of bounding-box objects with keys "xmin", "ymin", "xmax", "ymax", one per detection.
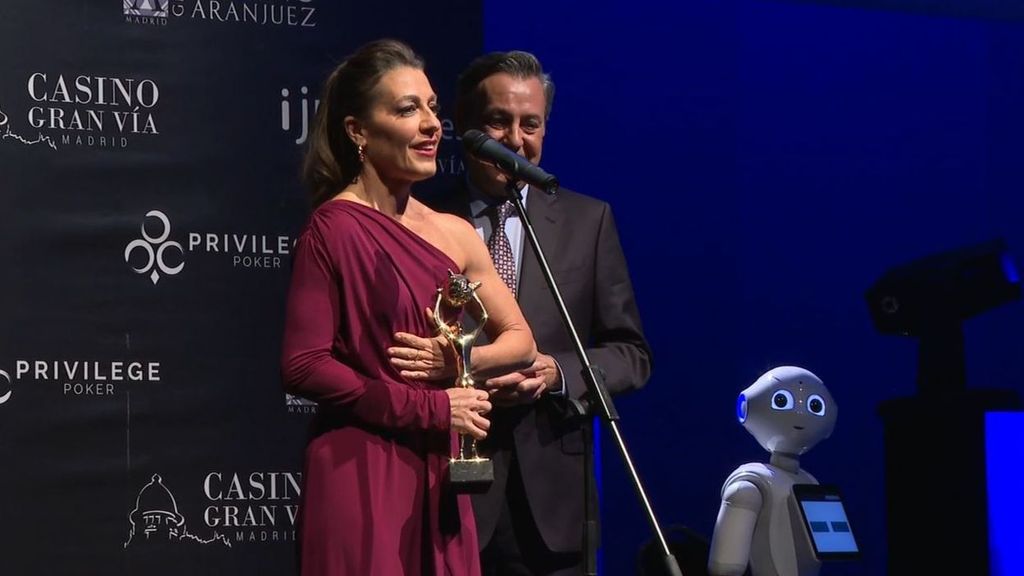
[
  {"xmin": 517, "ymin": 186, "xmax": 561, "ymax": 315},
  {"xmin": 430, "ymin": 181, "xmax": 561, "ymax": 315}
]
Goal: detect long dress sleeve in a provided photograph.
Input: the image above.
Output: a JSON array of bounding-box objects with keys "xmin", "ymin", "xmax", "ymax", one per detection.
[{"xmin": 280, "ymin": 217, "xmax": 450, "ymax": 432}]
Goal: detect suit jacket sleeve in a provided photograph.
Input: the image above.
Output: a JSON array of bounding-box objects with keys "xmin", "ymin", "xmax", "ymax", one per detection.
[{"xmin": 550, "ymin": 202, "xmax": 652, "ymax": 401}]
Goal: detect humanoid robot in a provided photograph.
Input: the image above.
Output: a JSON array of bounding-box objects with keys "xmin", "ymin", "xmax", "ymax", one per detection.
[{"xmin": 708, "ymin": 366, "xmax": 838, "ymax": 576}]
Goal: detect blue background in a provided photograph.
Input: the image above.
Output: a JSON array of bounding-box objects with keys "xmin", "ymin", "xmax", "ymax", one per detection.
[
  {"xmin": 3, "ymin": 1, "xmax": 1022, "ymax": 574},
  {"xmin": 988, "ymin": 412, "xmax": 1024, "ymax": 576},
  {"xmin": 485, "ymin": 1, "xmax": 1024, "ymax": 574}
]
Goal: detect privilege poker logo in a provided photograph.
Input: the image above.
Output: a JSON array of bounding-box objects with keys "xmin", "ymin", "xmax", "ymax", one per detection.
[
  {"xmin": 125, "ymin": 474, "xmax": 231, "ymax": 548},
  {"xmin": 26, "ymin": 72, "xmax": 160, "ymax": 149},
  {"xmin": 0, "ymin": 369, "xmax": 12, "ymax": 405},
  {"xmin": 126, "ymin": 0, "xmax": 317, "ymax": 27},
  {"xmin": 203, "ymin": 471, "xmax": 301, "ymax": 543},
  {"xmin": 0, "ymin": 106, "xmax": 58, "ymax": 150},
  {"xmin": 5, "ymin": 359, "xmax": 161, "ymax": 397},
  {"xmin": 125, "ymin": 210, "xmax": 185, "ymax": 285},
  {"xmin": 125, "ymin": 210, "xmax": 294, "ymax": 284}
]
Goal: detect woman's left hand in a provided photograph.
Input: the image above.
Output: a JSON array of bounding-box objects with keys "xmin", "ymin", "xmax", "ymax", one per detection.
[{"xmin": 389, "ymin": 320, "xmax": 455, "ymax": 381}]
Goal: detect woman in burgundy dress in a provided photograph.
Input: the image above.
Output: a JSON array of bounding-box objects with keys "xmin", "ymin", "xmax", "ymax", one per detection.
[{"xmin": 280, "ymin": 39, "xmax": 536, "ymax": 576}]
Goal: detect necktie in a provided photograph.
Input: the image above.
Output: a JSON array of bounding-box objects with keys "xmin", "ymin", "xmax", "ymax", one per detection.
[{"xmin": 487, "ymin": 201, "xmax": 517, "ymax": 298}]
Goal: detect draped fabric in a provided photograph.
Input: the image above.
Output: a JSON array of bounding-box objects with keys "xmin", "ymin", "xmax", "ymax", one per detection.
[{"xmin": 281, "ymin": 200, "xmax": 480, "ymax": 576}]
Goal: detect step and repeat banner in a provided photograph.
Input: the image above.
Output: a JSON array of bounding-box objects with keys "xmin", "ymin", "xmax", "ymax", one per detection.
[{"xmin": 0, "ymin": 2, "xmax": 481, "ymax": 574}]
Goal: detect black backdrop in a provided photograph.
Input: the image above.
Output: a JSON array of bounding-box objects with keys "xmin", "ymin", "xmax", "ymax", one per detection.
[{"xmin": 0, "ymin": 2, "xmax": 481, "ymax": 574}]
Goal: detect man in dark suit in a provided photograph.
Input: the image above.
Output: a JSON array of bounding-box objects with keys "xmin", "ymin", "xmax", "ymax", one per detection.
[{"xmin": 427, "ymin": 51, "xmax": 652, "ymax": 575}]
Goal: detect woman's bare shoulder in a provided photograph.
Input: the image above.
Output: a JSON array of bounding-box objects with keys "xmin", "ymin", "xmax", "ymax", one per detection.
[{"xmin": 413, "ymin": 200, "xmax": 475, "ymax": 238}]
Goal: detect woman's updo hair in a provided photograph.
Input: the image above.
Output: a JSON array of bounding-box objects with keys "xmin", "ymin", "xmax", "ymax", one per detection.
[{"xmin": 303, "ymin": 39, "xmax": 425, "ymax": 208}]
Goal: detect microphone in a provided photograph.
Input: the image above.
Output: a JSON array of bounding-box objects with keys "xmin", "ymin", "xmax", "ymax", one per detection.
[{"xmin": 462, "ymin": 129, "xmax": 559, "ymax": 194}]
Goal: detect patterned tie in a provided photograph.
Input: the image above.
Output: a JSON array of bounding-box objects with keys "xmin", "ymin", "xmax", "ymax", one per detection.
[{"xmin": 487, "ymin": 201, "xmax": 517, "ymax": 298}]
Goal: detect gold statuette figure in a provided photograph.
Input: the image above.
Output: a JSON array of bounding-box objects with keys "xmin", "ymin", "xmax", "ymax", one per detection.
[{"xmin": 434, "ymin": 270, "xmax": 494, "ymax": 493}]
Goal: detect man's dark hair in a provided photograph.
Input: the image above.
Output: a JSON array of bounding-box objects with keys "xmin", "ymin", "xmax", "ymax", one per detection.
[{"xmin": 455, "ymin": 50, "xmax": 554, "ymax": 134}]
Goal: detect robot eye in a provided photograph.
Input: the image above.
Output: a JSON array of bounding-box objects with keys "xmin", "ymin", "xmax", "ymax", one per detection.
[
  {"xmin": 807, "ymin": 394, "xmax": 826, "ymax": 416},
  {"xmin": 736, "ymin": 394, "xmax": 748, "ymax": 423},
  {"xmin": 771, "ymin": 390, "xmax": 794, "ymax": 410}
]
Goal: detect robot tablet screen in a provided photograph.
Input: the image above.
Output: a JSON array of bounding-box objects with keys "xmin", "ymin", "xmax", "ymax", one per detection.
[{"xmin": 792, "ymin": 484, "xmax": 860, "ymax": 560}]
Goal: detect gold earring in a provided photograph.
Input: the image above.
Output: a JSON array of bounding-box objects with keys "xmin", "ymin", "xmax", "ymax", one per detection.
[{"xmin": 357, "ymin": 144, "xmax": 366, "ymax": 164}]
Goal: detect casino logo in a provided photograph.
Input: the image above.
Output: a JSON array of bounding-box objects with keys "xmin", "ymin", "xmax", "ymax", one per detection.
[
  {"xmin": 202, "ymin": 471, "xmax": 301, "ymax": 544},
  {"xmin": 26, "ymin": 72, "xmax": 161, "ymax": 150},
  {"xmin": 0, "ymin": 106, "xmax": 58, "ymax": 150},
  {"xmin": 124, "ymin": 474, "xmax": 231, "ymax": 548}
]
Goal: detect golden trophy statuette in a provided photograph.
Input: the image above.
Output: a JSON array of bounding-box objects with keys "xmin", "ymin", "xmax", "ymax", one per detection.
[{"xmin": 434, "ymin": 270, "xmax": 494, "ymax": 493}]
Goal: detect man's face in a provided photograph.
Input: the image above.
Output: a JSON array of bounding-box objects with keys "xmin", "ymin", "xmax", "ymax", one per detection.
[{"xmin": 465, "ymin": 73, "xmax": 546, "ymax": 198}]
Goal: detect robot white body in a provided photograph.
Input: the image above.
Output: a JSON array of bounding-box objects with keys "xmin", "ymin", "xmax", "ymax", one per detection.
[
  {"xmin": 711, "ymin": 462, "xmax": 820, "ymax": 576},
  {"xmin": 708, "ymin": 366, "xmax": 837, "ymax": 576}
]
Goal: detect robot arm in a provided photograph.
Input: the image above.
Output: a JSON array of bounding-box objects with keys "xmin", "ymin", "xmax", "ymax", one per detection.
[{"xmin": 708, "ymin": 479, "xmax": 763, "ymax": 576}]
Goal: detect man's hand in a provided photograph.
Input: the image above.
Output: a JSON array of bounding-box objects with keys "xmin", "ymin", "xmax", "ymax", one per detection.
[{"xmin": 482, "ymin": 353, "xmax": 561, "ymax": 405}]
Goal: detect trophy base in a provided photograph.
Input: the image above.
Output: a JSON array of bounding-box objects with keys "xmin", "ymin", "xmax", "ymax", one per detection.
[{"xmin": 448, "ymin": 458, "xmax": 494, "ymax": 494}]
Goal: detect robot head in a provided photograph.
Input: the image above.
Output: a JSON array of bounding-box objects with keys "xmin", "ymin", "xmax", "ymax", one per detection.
[{"xmin": 736, "ymin": 366, "xmax": 836, "ymax": 456}]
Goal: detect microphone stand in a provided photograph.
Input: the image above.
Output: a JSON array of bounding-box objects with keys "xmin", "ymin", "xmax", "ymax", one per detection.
[{"xmin": 504, "ymin": 180, "xmax": 682, "ymax": 576}]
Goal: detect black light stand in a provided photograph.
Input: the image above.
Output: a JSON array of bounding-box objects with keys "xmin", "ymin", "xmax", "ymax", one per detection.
[{"xmin": 867, "ymin": 238, "xmax": 1022, "ymax": 576}]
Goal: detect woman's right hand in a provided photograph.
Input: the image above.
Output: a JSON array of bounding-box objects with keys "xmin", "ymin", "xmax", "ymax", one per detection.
[{"xmin": 446, "ymin": 387, "xmax": 491, "ymax": 440}]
